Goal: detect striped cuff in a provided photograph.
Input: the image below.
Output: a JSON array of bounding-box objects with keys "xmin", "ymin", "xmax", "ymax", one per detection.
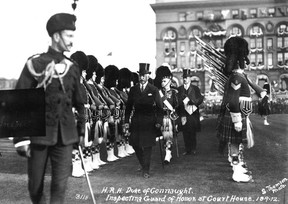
[{"xmin": 14, "ymin": 140, "xmax": 31, "ymax": 148}]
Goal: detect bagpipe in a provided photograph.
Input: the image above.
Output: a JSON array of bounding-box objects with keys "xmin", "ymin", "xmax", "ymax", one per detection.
[
  {"xmin": 195, "ymin": 36, "xmax": 258, "ymax": 148},
  {"xmin": 194, "ymin": 36, "xmax": 265, "ymax": 97}
]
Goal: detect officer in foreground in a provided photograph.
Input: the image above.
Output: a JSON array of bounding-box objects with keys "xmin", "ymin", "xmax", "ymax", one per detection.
[{"xmin": 14, "ymin": 13, "xmax": 85, "ymax": 203}]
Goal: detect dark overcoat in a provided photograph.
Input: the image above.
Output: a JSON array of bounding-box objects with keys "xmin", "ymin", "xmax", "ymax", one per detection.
[
  {"xmin": 14, "ymin": 47, "xmax": 85, "ymax": 146},
  {"xmin": 177, "ymin": 84, "xmax": 204, "ymax": 132},
  {"xmin": 125, "ymin": 83, "xmax": 163, "ymax": 147}
]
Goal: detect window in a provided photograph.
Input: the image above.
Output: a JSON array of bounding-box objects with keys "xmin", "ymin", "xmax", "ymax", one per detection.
[
  {"xmin": 267, "ymin": 53, "xmax": 273, "ymax": 66},
  {"xmin": 163, "ymin": 29, "xmax": 177, "ymax": 68},
  {"xmin": 215, "ymin": 39, "xmax": 222, "ymax": 49},
  {"xmin": 276, "ymin": 24, "xmax": 288, "ymax": 67},
  {"xmin": 180, "ymin": 56, "xmax": 186, "ymax": 68},
  {"xmin": 180, "ymin": 42, "xmax": 185, "ymax": 54},
  {"xmin": 231, "ymin": 26, "xmax": 242, "ymax": 37},
  {"xmin": 232, "ymin": 9, "xmax": 239, "ymax": 19},
  {"xmin": 267, "ymin": 38, "xmax": 273, "ymax": 50},
  {"xmin": 277, "ymin": 37, "xmax": 283, "ymax": 48},
  {"xmin": 256, "ymin": 38, "xmax": 263, "ymax": 48},
  {"xmin": 250, "ymin": 38, "xmax": 256, "ymax": 48},
  {"xmin": 285, "ymin": 52, "xmax": 288, "ymax": 65},
  {"xmin": 250, "ymin": 9, "xmax": 257, "ymax": 18},
  {"xmin": 196, "ymin": 56, "xmax": 202, "ymax": 68},
  {"xmin": 189, "ymin": 28, "xmax": 202, "ymax": 39},
  {"xmin": 277, "ymin": 53, "xmax": 283, "ymax": 65},
  {"xmin": 189, "ymin": 55, "xmax": 196, "ymax": 68},
  {"xmin": 180, "ymin": 42, "xmax": 186, "ymax": 68},
  {"xmin": 190, "ymin": 40, "xmax": 196, "ymax": 51},
  {"xmin": 285, "ymin": 37, "xmax": 288, "ymax": 47},
  {"xmin": 249, "ymin": 25, "xmax": 264, "ymax": 68},
  {"xmin": 257, "ymin": 53, "xmax": 263, "ymax": 65},
  {"xmin": 268, "ymin": 8, "xmax": 275, "ymax": 17},
  {"xmin": 179, "ymin": 13, "xmax": 186, "ymax": 22},
  {"xmin": 250, "ymin": 54, "xmax": 256, "ymax": 67},
  {"xmin": 196, "ymin": 11, "xmax": 203, "ymax": 20}
]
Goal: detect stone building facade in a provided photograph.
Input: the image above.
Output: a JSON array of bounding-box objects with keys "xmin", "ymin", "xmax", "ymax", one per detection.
[{"xmin": 151, "ymin": 0, "xmax": 288, "ymax": 100}]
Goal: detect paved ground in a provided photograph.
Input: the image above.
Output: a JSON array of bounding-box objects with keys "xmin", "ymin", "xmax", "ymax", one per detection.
[{"xmin": 0, "ymin": 114, "xmax": 287, "ymax": 204}]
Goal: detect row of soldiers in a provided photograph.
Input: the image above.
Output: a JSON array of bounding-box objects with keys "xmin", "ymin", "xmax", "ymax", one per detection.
[
  {"xmin": 69, "ymin": 50, "xmax": 195, "ymax": 178},
  {"xmin": 70, "ymin": 51, "xmax": 138, "ymax": 177}
]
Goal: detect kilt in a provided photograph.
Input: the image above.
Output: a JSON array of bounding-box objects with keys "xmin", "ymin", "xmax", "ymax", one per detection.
[
  {"xmin": 216, "ymin": 110, "xmax": 247, "ymax": 144},
  {"xmin": 258, "ymin": 97, "xmax": 270, "ymax": 116}
]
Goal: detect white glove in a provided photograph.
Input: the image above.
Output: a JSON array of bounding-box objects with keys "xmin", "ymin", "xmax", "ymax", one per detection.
[{"xmin": 234, "ymin": 121, "xmax": 242, "ymax": 132}]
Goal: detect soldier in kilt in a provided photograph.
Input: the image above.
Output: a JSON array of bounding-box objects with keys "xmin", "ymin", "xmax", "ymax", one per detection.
[
  {"xmin": 70, "ymin": 50, "xmax": 89, "ymax": 177},
  {"xmin": 154, "ymin": 65, "xmax": 179, "ymax": 164},
  {"xmin": 94, "ymin": 64, "xmax": 119, "ymax": 162},
  {"xmin": 117, "ymin": 68, "xmax": 135, "ymax": 154},
  {"xmin": 258, "ymin": 81, "xmax": 271, "ymax": 125},
  {"xmin": 105, "ymin": 65, "xmax": 129, "ymax": 158},
  {"xmin": 216, "ymin": 36, "xmax": 254, "ymax": 183},
  {"xmin": 86, "ymin": 55, "xmax": 107, "ymax": 168}
]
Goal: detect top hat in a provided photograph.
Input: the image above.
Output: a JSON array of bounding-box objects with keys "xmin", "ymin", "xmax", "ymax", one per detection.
[
  {"xmin": 182, "ymin": 69, "xmax": 192, "ymax": 78},
  {"xmin": 154, "ymin": 65, "xmax": 172, "ymax": 89},
  {"xmin": 138, "ymin": 63, "xmax": 151, "ymax": 75}
]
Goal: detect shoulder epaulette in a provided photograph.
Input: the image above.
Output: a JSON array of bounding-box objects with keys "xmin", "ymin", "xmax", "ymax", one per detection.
[{"xmin": 27, "ymin": 53, "xmax": 43, "ymax": 61}]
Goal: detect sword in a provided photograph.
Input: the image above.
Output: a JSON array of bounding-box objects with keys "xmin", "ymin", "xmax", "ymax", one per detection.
[
  {"xmin": 172, "ymin": 120, "xmax": 179, "ymax": 158},
  {"xmin": 156, "ymin": 136, "xmax": 164, "ymax": 169},
  {"xmin": 78, "ymin": 146, "xmax": 97, "ymax": 204}
]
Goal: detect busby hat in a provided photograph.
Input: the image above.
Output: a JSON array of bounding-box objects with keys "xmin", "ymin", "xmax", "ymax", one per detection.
[
  {"xmin": 86, "ymin": 55, "xmax": 98, "ymax": 80},
  {"xmin": 46, "ymin": 13, "xmax": 76, "ymax": 37},
  {"xmin": 95, "ymin": 63, "xmax": 104, "ymax": 84},
  {"xmin": 154, "ymin": 65, "xmax": 172, "ymax": 89},
  {"xmin": 104, "ymin": 65, "xmax": 119, "ymax": 88},
  {"xmin": 70, "ymin": 51, "xmax": 88, "ymax": 73},
  {"xmin": 117, "ymin": 68, "xmax": 132, "ymax": 90},
  {"xmin": 224, "ymin": 36, "xmax": 250, "ymax": 75},
  {"xmin": 182, "ymin": 69, "xmax": 192, "ymax": 78},
  {"xmin": 137, "ymin": 63, "xmax": 151, "ymax": 75}
]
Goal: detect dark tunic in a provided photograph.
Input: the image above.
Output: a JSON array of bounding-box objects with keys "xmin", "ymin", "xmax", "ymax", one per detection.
[
  {"xmin": 125, "ymin": 83, "xmax": 163, "ymax": 147},
  {"xmin": 217, "ymin": 70, "xmax": 252, "ymax": 144},
  {"xmin": 177, "ymin": 83, "xmax": 204, "ymax": 132},
  {"xmin": 14, "ymin": 47, "xmax": 85, "ymax": 146}
]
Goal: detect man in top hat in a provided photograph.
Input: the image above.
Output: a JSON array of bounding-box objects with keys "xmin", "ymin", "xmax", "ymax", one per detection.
[
  {"xmin": 177, "ymin": 69, "xmax": 203, "ymax": 156},
  {"xmin": 13, "ymin": 13, "xmax": 85, "ymax": 203},
  {"xmin": 124, "ymin": 63, "xmax": 163, "ymax": 178}
]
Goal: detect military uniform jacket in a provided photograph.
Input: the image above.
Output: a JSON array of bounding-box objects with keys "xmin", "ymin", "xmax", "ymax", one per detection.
[
  {"xmin": 125, "ymin": 83, "xmax": 163, "ymax": 147},
  {"xmin": 160, "ymin": 88, "xmax": 179, "ymax": 115},
  {"xmin": 14, "ymin": 47, "xmax": 85, "ymax": 146},
  {"xmin": 177, "ymin": 83, "xmax": 203, "ymax": 132},
  {"xmin": 216, "ymin": 69, "xmax": 252, "ymax": 144}
]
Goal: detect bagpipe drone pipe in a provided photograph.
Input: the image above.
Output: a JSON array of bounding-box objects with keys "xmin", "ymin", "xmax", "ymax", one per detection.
[{"xmin": 194, "ymin": 36, "xmax": 265, "ymax": 97}]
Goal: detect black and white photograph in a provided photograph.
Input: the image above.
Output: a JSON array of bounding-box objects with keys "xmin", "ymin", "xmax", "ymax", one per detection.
[{"xmin": 0, "ymin": 0, "xmax": 287, "ymax": 203}]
